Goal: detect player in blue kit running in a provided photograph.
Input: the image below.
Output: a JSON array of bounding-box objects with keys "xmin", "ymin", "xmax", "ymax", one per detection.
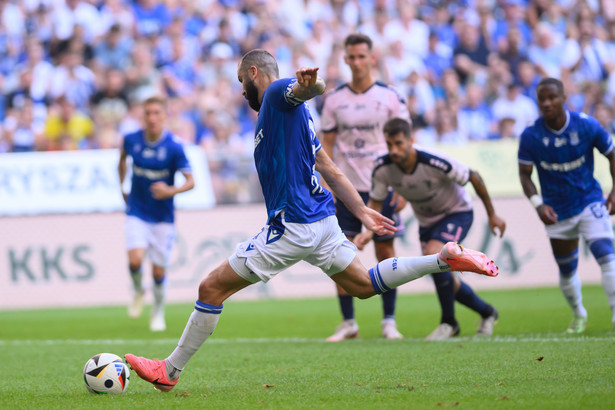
[
  {"xmin": 118, "ymin": 96, "xmax": 195, "ymax": 332},
  {"xmin": 518, "ymin": 77, "xmax": 615, "ymax": 333},
  {"xmin": 125, "ymin": 50, "xmax": 499, "ymax": 392}
]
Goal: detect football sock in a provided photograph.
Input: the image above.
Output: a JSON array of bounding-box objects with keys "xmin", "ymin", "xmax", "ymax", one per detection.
[
  {"xmin": 432, "ymin": 271, "xmax": 457, "ymax": 326},
  {"xmin": 338, "ymin": 294, "xmax": 354, "ymax": 320},
  {"xmin": 369, "ymin": 255, "xmax": 442, "ymax": 293},
  {"xmin": 599, "ymin": 259, "xmax": 615, "ymax": 321},
  {"xmin": 381, "ymin": 288, "xmax": 397, "ymax": 319},
  {"xmin": 130, "ymin": 266, "xmax": 143, "ymax": 291},
  {"xmin": 559, "ymin": 271, "xmax": 587, "ymax": 318},
  {"xmin": 153, "ymin": 276, "xmax": 166, "ymax": 310},
  {"xmin": 455, "ymin": 280, "xmax": 491, "ymax": 317},
  {"xmin": 166, "ymin": 301, "xmax": 222, "ymax": 377}
]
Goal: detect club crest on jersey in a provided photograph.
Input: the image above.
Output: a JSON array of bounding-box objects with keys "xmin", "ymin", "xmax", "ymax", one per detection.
[
  {"xmin": 157, "ymin": 147, "xmax": 167, "ymax": 160},
  {"xmin": 542, "ymin": 137, "xmax": 549, "ymax": 146},
  {"xmin": 569, "ymin": 132, "xmax": 579, "ymax": 145}
]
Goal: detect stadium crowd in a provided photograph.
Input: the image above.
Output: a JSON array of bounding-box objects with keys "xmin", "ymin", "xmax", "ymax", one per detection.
[{"xmin": 1, "ymin": 0, "xmax": 614, "ymax": 203}]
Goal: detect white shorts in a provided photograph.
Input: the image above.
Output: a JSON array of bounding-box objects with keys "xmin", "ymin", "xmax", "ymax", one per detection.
[
  {"xmin": 125, "ymin": 215, "xmax": 176, "ymax": 267},
  {"xmin": 546, "ymin": 202, "xmax": 614, "ymax": 241},
  {"xmin": 228, "ymin": 213, "xmax": 357, "ymax": 283}
]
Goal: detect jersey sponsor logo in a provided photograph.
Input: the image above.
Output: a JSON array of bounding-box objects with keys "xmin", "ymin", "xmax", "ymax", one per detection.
[
  {"xmin": 142, "ymin": 147, "xmax": 157, "ymax": 158},
  {"xmin": 132, "ymin": 165, "xmax": 170, "ymax": 180},
  {"xmin": 539, "ymin": 155, "xmax": 586, "ymax": 172},
  {"xmin": 554, "ymin": 138, "xmax": 567, "ymax": 147},
  {"xmin": 255, "ymin": 129, "xmax": 264, "ymax": 148}
]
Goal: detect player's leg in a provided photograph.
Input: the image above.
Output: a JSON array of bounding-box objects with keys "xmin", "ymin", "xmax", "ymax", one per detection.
[
  {"xmin": 454, "ymin": 277, "xmax": 499, "ymax": 335},
  {"xmin": 326, "ymin": 197, "xmax": 363, "ymax": 342},
  {"xmin": 581, "ymin": 202, "xmax": 615, "ymax": 329},
  {"xmin": 375, "ymin": 240, "xmax": 402, "ymax": 339},
  {"xmin": 551, "ymin": 238, "xmax": 586, "ymax": 332},
  {"xmin": 546, "ymin": 213, "xmax": 586, "ymax": 333},
  {"xmin": 148, "ymin": 223, "xmax": 176, "ymax": 332},
  {"xmin": 422, "ymin": 239, "xmax": 459, "ymax": 340},
  {"xmin": 125, "ymin": 216, "xmax": 148, "ymax": 319},
  {"xmin": 126, "ymin": 260, "xmax": 252, "ymax": 391}
]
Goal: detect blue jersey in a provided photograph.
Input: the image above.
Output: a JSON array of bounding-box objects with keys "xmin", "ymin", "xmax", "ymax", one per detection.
[
  {"xmin": 254, "ymin": 78, "xmax": 335, "ymax": 224},
  {"xmin": 518, "ymin": 110, "xmax": 614, "ymax": 220},
  {"xmin": 123, "ymin": 130, "xmax": 191, "ymax": 223}
]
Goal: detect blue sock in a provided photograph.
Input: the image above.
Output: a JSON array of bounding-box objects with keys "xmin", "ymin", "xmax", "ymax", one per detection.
[
  {"xmin": 381, "ymin": 288, "xmax": 397, "ymax": 319},
  {"xmin": 432, "ymin": 271, "xmax": 457, "ymax": 326},
  {"xmin": 455, "ymin": 281, "xmax": 492, "ymax": 318},
  {"xmin": 338, "ymin": 294, "xmax": 354, "ymax": 320}
]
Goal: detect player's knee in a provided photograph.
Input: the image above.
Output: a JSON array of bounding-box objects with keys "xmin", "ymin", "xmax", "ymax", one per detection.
[
  {"xmin": 128, "ymin": 262, "xmax": 141, "ymax": 273},
  {"xmin": 554, "ymin": 249, "xmax": 579, "ymax": 277},
  {"xmin": 589, "ymin": 238, "xmax": 615, "ymax": 264}
]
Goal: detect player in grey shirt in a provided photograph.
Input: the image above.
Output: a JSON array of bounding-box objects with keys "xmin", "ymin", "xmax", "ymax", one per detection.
[{"xmin": 356, "ymin": 118, "xmax": 507, "ymax": 340}]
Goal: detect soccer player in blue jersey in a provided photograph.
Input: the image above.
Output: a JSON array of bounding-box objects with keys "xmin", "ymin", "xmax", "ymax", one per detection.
[
  {"xmin": 125, "ymin": 50, "xmax": 499, "ymax": 392},
  {"xmin": 118, "ymin": 96, "xmax": 195, "ymax": 332},
  {"xmin": 518, "ymin": 77, "xmax": 615, "ymax": 333}
]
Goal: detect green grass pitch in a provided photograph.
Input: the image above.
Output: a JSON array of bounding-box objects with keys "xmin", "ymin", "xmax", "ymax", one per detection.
[{"xmin": 1, "ymin": 285, "xmax": 614, "ymax": 409}]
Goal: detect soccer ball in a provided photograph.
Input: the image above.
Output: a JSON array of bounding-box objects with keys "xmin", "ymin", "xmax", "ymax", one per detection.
[{"xmin": 83, "ymin": 353, "xmax": 130, "ymax": 394}]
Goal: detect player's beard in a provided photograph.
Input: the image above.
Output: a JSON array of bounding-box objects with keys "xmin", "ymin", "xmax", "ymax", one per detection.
[{"xmin": 245, "ymin": 79, "xmax": 261, "ymax": 111}]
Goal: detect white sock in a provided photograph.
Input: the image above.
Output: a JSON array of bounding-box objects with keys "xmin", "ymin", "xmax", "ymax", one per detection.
[
  {"xmin": 599, "ymin": 259, "xmax": 615, "ymax": 323},
  {"xmin": 130, "ymin": 268, "xmax": 143, "ymax": 292},
  {"xmin": 153, "ymin": 280, "xmax": 166, "ymax": 313},
  {"xmin": 370, "ymin": 255, "xmax": 442, "ymax": 293},
  {"xmin": 165, "ymin": 305, "xmax": 222, "ymax": 377},
  {"xmin": 559, "ymin": 271, "xmax": 587, "ymax": 318}
]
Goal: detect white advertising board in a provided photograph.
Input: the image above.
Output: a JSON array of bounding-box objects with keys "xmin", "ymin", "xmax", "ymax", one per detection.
[
  {"xmin": 0, "ymin": 198, "xmax": 603, "ymax": 310},
  {"xmin": 0, "ymin": 146, "xmax": 215, "ymax": 215}
]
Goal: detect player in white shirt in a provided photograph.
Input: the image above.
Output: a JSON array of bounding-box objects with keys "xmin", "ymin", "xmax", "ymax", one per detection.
[
  {"xmin": 356, "ymin": 117, "xmax": 506, "ymax": 340},
  {"xmin": 320, "ymin": 33, "xmax": 409, "ymax": 341}
]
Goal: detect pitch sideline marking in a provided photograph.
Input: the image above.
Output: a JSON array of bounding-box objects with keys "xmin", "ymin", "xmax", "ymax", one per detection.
[{"xmin": 1, "ymin": 334, "xmax": 614, "ymax": 346}]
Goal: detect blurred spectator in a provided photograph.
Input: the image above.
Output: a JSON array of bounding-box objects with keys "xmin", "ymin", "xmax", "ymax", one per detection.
[
  {"xmin": 491, "ymin": 82, "xmax": 538, "ymax": 138},
  {"xmin": 436, "ymin": 102, "xmax": 465, "ymax": 145},
  {"xmin": 384, "ymin": 2, "xmax": 429, "ymax": 59},
  {"xmin": 94, "ymin": 23, "xmax": 133, "ymax": 71},
  {"xmin": 43, "ymin": 96, "xmax": 94, "ymax": 150},
  {"xmin": 458, "ymin": 83, "xmax": 493, "ymax": 140},
  {"xmin": 91, "ymin": 68, "xmax": 130, "ymax": 132},
  {"xmin": 383, "ymin": 39, "xmax": 427, "ymax": 89},
  {"xmin": 51, "ymin": 0, "xmax": 104, "ymax": 44},
  {"xmin": 454, "ymin": 21, "xmax": 490, "ymax": 85},
  {"xmin": 124, "ymin": 39, "xmax": 163, "ymax": 103},
  {"xmin": 132, "ymin": 0, "xmax": 169, "ymax": 38},
  {"xmin": 492, "ymin": 0, "xmax": 532, "ymax": 54},
  {"xmin": 49, "ymin": 49, "xmax": 96, "ymax": 112},
  {"xmin": 516, "ymin": 58, "xmax": 540, "ymax": 102},
  {"xmin": 571, "ymin": 18, "xmax": 613, "ymax": 86},
  {"xmin": 423, "ymin": 31, "xmax": 453, "ymax": 86},
  {"xmin": 527, "ymin": 22, "xmax": 579, "ymax": 79},
  {"xmin": 3, "ymin": 98, "xmax": 44, "ymax": 152}
]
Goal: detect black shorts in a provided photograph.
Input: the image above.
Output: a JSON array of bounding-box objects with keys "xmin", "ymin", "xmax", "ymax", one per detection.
[{"xmin": 335, "ymin": 191, "xmax": 405, "ymax": 242}]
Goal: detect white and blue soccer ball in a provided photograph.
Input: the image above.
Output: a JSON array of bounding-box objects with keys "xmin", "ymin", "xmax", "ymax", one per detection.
[{"xmin": 83, "ymin": 353, "xmax": 130, "ymax": 394}]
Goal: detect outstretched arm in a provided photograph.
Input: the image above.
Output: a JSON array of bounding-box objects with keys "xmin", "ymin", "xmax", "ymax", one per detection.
[
  {"xmin": 518, "ymin": 162, "xmax": 558, "ymax": 224},
  {"xmin": 292, "ymin": 67, "xmax": 326, "ymax": 101},
  {"xmin": 315, "ymin": 149, "xmax": 395, "ymax": 236},
  {"xmin": 468, "ymin": 170, "xmax": 506, "ymax": 237}
]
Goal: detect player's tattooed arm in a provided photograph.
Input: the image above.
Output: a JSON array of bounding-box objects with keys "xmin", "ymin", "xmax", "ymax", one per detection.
[{"xmin": 292, "ymin": 67, "xmax": 326, "ymax": 101}]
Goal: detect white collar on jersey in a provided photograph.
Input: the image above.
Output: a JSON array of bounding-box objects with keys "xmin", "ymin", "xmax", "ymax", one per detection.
[{"xmin": 544, "ymin": 110, "xmax": 570, "ymax": 135}]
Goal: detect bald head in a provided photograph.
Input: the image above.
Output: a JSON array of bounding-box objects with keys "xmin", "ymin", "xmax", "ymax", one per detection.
[{"xmin": 239, "ymin": 49, "xmax": 279, "ymax": 78}]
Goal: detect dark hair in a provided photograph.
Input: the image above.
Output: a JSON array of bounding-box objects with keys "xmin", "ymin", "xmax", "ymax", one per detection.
[
  {"xmin": 344, "ymin": 33, "xmax": 373, "ymax": 50},
  {"xmin": 383, "ymin": 117, "xmax": 412, "ymax": 138},
  {"xmin": 537, "ymin": 77, "xmax": 564, "ymax": 94},
  {"xmin": 239, "ymin": 49, "xmax": 279, "ymax": 77}
]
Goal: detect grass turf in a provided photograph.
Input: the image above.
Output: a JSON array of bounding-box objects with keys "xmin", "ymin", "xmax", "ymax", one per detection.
[{"xmin": 1, "ymin": 285, "xmax": 614, "ymax": 409}]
